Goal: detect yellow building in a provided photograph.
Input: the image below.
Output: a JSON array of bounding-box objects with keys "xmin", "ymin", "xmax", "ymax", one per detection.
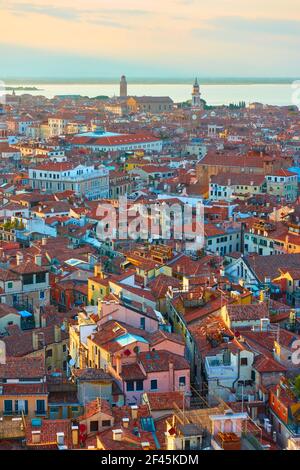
[
  {"xmin": 0, "ymin": 357, "xmax": 48, "ymax": 420},
  {"xmin": 124, "ymin": 159, "xmax": 145, "ymax": 172},
  {"xmin": 88, "ymin": 264, "xmax": 110, "ymax": 306}
]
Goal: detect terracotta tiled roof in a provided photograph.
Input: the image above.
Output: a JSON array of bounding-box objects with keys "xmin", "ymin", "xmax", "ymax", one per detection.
[
  {"xmin": 72, "ymin": 368, "xmax": 112, "ymax": 382},
  {"xmin": 144, "ymin": 391, "xmax": 187, "ymax": 411},
  {"xmin": 253, "ymin": 355, "xmax": 287, "ymax": 373},
  {"xmin": 121, "ymin": 363, "xmax": 146, "ymax": 381},
  {"xmin": 138, "ymin": 350, "xmax": 189, "ymax": 373},
  {"xmin": 78, "ymin": 398, "xmax": 112, "ymax": 420},
  {"xmin": 25, "ymin": 419, "xmax": 73, "ymax": 448},
  {"xmin": 226, "ymin": 303, "xmax": 269, "ymax": 322},
  {"xmin": 0, "ymin": 356, "xmax": 45, "ymax": 379}
]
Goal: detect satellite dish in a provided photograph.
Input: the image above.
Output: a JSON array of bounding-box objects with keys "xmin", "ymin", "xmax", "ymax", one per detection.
[{"xmin": 69, "ymin": 358, "xmax": 76, "ymax": 367}]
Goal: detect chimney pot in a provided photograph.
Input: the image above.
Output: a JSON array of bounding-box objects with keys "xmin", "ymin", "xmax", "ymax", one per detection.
[
  {"xmin": 112, "ymin": 429, "xmax": 123, "ymax": 441},
  {"xmin": 56, "ymin": 432, "xmax": 65, "ymax": 446},
  {"xmin": 122, "ymin": 418, "xmax": 129, "ymax": 428},
  {"xmin": 131, "ymin": 405, "xmax": 138, "ymax": 419}
]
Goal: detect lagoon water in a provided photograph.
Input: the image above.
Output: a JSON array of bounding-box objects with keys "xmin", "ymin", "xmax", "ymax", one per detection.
[{"xmin": 8, "ymin": 82, "xmax": 298, "ymax": 107}]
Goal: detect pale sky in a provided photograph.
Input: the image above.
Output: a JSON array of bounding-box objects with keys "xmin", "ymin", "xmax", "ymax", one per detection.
[{"xmin": 1, "ymin": 0, "xmax": 300, "ymax": 77}]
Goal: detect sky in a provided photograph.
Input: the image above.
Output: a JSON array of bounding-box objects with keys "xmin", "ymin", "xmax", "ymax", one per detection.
[{"xmin": 1, "ymin": 0, "xmax": 300, "ymax": 78}]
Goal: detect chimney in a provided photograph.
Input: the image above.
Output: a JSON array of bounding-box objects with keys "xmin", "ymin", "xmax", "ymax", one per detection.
[
  {"xmin": 31, "ymin": 430, "xmax": 41, "ymax": 444},
  {"xmin": 94, "ymin": 263, "xmax": 104, "ymax": 279},
  {"xmin": 116, "ymin": 355, "xmax": 122, "ymax": 375},
  {"xmin": 57, "ymin": 432, "xmax": 65, "ymax": 446},
  {"xmin": 112, "ymin": 429, "xmax": 123, "ymax": 441},
  {"xmin": 16, "ymin": 252, "xmax": 23, "ymax": 266},
  {"xmin": 41, "ymin": 237, "xmax": 47, "ymax": 246},
  {"xmin": 54, "ymin": 324, "xmax": 61, "ymax": 343},
  {"xmin": 32, "ymin": 331, "xmax": 39, "ymax": 350},
  {"xmin": 141, "ymin": 441, "xmax": 150, "ymax": 450},
  {"xmin": 169, "ymin": 360, "xmax": 174, "ymax": 391},
  {"xmin": 122, "ymin": 418, "xmax": 129, "ymax": 428},
  {"xmin": 131, "ymin": 405, "xmax": 138, "ymax": 420},
  {"xmin": 35, "ymin": 253, "xmax": 42, "ymax": 267},
  {"xmin": 72, "ymin": 426, "xmax": 79, "ymax": 446}
]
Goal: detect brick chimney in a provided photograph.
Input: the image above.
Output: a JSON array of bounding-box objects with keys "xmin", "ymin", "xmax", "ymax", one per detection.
[
  {"xmin": 72, "ymin": 426, "xmax": 79, "ymax": 446},
  {"xmin": 54, "ymin": 324, "xmax": 61, "ymax": 343},
  {"xmin": 32, "ymin": 331, "xmax": 39, "ymax": 350},
  {"xmin": 169, "ymin": 360, "xmax": 174, "ymax": 391},
  {"xmin": 116, "ymin": 355, "xmax": 122, "ymax": 375}
]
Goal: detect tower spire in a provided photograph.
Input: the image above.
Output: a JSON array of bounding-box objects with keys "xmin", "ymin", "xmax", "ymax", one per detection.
[{"xmin": 191, "ymin": 77, "xmax": 202, "ymax": 109}]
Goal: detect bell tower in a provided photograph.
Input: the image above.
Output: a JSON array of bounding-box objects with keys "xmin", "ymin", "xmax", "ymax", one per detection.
[
  {"xmin": 120, "ymin": 75, "xmax": 127, "ymax": 98},
  {"xmin": 191, "ymin": 77, "xmax": 202, "ymax": 109}
]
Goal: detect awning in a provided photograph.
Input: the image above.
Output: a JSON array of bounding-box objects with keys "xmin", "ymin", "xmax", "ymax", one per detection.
[{"xmin": 18, "ymin": 310, "xmax": 32, "ymax": 318}]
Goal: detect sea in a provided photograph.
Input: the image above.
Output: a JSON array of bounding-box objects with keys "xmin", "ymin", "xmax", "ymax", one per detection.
[{"xmin": 3, "ymin": 79, "xmax": 300, "ymax": 107}]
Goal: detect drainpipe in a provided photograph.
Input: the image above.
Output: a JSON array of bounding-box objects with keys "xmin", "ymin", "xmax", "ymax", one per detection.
[{"xmin": 232, "ymin": 350, "xmax": 241, "ymax": 393}]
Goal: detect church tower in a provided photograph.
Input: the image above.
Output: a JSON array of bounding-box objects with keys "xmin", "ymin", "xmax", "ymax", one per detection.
[
  {"xmin": 120, "ymin": 75, "xmax": 127, "ymax": 98},
  {"xmin": 191, "ymin": 77, "xmax": 202, "ymax": 109}
]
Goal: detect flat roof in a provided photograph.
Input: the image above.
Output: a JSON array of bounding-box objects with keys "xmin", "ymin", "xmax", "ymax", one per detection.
[{"xmin": 76, "ymin": 131, "xmax": 122, "ymax": 138}]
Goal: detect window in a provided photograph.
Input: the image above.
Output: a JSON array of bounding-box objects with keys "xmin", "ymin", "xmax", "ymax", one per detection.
[
  {"xmin": 136, "ymin": 380, "xmax": 144, "ymax": 391},
  {"xmin": 126, "ymin": 381, "xmax": 134, "ymax": 392},
  {"xmin": 36, "ymin": 272, "xmax": 46, "ymax": 284},
  {"xmin": 241, "ymin": 357, "xmax": 248, "ymax": 366},
  {"xmin": 90, "ymin": 421, "xmax": 99, "ymax": 432},
  {"xmin": 36, "ymin": 400, "xmax": 46, "ymax": 415},
  {"xmin": 140, "ymin": 317, "xmax": 145, "ymax": 330},
  {"xmin": 150, "ymin": 379, "xmax": 158, "ymax": 391},
  {"xmin": 102, "ymin": 420, "xmax": 111, "ymax": 427},
  {"xmin": 40, "ymin": 291, "xmax": 45, "ymax": 300},
  {"xmin": 185, "ymin": 439, "xmax": 191, "ymax": 450},
  {"xmin": 23, "ymin": 274, "xmax": 34, "ymax": 285},
  {"xmin": 7, "ymin": 282, "xmax": 13, "ymax": 289},
  {"xmin": 179, "ymin": 376, "xmax": 186, "ymax": 387},
  {"xmin": 46, "ymin": 349, "xmax": 52, "ymax": 358},
  {"xmin": 278, "ymin": 422, "xmax": 282, "ymax": 434}
]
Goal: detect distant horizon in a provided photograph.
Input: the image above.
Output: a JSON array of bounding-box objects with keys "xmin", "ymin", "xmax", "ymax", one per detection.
[{"xmin": 2, "ymin": 77, "xmax": 299, "ymax": 85}]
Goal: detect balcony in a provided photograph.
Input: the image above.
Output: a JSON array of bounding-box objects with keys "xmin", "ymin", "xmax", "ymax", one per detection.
[{"xmin": 35, "ymin": 410, "xmax": 47, "ymax": 417}]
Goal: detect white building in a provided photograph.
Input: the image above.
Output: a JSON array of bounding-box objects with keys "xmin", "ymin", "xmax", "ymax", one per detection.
[
  {"xmin": 48, "ymin": 117, "xmax": 69, "ymax": 137},
  {"xmin": 29, "ymin": 162, "xmax": 109, "ymax": 199},
  {"xmin": 265, "ymin": 170, "xmax": 298, "ymax": 202},
  {"xmin": 204, "ymin": 348, "xmax": 255, "ymax": 401},
  {"xmin": 70, "ymin": 131, "xmax": 163, "ymax": 154}
]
